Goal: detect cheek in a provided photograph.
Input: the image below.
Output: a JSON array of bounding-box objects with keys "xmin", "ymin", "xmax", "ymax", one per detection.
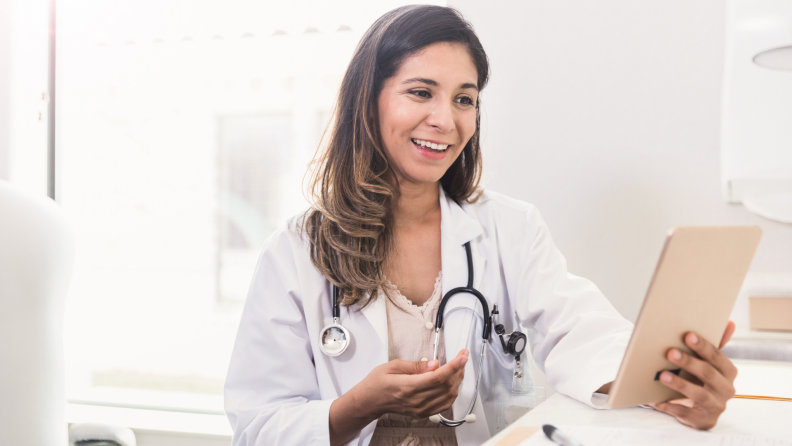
[
  {"xmin": 390, "ymin": 105, "xmax": 421, "ymax": 134},
  {"xmin": 458, "ymin": 113, "xmax": 477, "ymax": 145},
  {"xmin": 382, "ymin": 107, "xmax": 421, "ymax": 152}
]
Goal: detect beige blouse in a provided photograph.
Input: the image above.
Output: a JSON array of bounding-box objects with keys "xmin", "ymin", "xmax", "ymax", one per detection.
[{"xmin": 369, "ymin": 272, "xmax": 458, "ymax": 446}]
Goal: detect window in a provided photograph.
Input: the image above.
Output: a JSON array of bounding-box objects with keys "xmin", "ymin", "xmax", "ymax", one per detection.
[
  {"xmin": 1, "ymin": 0, "xmax": 49, "ymax": 195},
  {"xmin": 217, "ymin": 113, "xmax": 295, "ymax": 302},
  {"xmin": 60, "ymin": 0, "xmax": 443, "ymax": 413}
]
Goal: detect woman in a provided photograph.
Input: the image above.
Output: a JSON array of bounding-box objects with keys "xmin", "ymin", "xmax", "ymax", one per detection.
[{"xmin": 224, "ymin": 5, "xmax": 738, "ymax": 446}]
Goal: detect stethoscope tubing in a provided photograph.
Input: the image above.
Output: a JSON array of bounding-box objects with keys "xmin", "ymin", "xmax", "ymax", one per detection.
[
  {"xmin": 428, "ymin": 242, "xmax": 491, "ymax": 427},
  {"xmin": 322, "ymin": 241, "xmax": 493, "ymax": 427},
  {"xmin": 430, "ymin": 339, "xmax": 487, "ymax": 427}
]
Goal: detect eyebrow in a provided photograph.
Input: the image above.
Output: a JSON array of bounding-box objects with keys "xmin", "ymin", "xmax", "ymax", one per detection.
[{"xmin": 402, "ymin": 77, "xmax": 479, "ymax": 91}]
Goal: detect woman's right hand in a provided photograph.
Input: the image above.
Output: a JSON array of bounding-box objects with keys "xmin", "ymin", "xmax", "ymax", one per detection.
[
  {"xmin": 329, "ymin": 349, "xmax": 469, "ymax": 445},
  {"xmin": 365, "ymin": 349, "xmax": 469, "ymax": 418}
]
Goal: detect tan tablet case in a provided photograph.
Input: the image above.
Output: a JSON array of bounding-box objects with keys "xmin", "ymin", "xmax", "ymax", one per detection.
[{"xmin": 607, "ymin": 226, "xmax": 762, "ymax": 409}]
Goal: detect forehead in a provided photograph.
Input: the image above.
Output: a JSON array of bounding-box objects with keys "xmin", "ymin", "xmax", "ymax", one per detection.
[{"xmin": 392, "ymin": 42, "xmax": 478, "ymax": 87}]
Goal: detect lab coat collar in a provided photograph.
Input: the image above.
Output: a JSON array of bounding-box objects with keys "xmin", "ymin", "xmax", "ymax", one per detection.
[{"xmin": 438, "ymin": 184, "xmax": 484, "ymax": 249}]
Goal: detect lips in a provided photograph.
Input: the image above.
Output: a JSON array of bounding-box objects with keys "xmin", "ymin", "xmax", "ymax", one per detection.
[
  {"xmin": 411, "ymin": 138, "xmax": 451, "ymax": 160},
  {"xmin": 411, "ymin": 138, "xmax": 450, "ymax": 152}
]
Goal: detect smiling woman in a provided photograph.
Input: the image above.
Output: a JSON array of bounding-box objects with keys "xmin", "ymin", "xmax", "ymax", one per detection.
[
  {"xmin": 304, "ymin": 7, "xmax": 489, "ymax": 309},
  {"xmin": 224, "ymin": 4, "xmax": 738, "ymax": 446}
]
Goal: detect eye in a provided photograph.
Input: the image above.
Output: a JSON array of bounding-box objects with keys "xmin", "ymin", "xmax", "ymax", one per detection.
[
  {"xmin": 456, "ymin": 96, "xmax": 475, "ymax": 106},
  {"xmin": 409, "ymin": 89, "xmax": 431, "ymax": 99}
]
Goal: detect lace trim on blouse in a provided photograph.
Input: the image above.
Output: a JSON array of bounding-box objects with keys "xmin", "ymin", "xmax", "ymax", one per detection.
[{"xmin": 382, "ymin": 271, "xmax": 443, "ymax": 313}]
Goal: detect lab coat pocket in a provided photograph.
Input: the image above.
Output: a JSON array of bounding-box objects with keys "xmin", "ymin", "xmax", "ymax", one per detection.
[{"xmin": 480, "ymin": 341, "xmax": 545, "ymax": 437}]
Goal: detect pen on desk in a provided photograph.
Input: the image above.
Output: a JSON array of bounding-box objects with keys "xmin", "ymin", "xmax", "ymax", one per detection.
[
  {"xmin": 735, "ymin": 394, "xmax": 792, "ymax": 402},
  {"xmin": 542, "ymin": 424, "xmax": 583, "ymax": 446}
]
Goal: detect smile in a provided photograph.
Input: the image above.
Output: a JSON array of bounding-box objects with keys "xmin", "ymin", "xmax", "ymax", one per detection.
[{"xmin": 411, "ymin": 138, "xmax": 450, "ymax": 152}]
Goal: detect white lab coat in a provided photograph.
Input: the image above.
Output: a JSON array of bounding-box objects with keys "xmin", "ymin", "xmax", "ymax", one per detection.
[{"xmin": 224, "ymin": 186, "xmax": 634, "ymax": 446}]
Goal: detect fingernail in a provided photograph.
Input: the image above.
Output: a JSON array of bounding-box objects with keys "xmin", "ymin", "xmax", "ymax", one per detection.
[
  {"xmin": 690, "ymin": 334, "xmax": 699, "ymax": 345},
  {"xmin": 671, "ymin": 349, "xmax": 681, "ymax": 361},
  {"xmin": 461, "ymin": 356, "xmax": 468, "ymax": 365},
  {"xmin": 661, "ymin": 372, "xmax": 672, "ymax": 383},
  {"xmin": 429, "ymin": 360, "xmax": 439, "ymax": 368}
]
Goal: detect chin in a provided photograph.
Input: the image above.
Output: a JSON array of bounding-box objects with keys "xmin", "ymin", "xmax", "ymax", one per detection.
[{"xmin": 401, "ymin": 165, "xmax": 448, "ymax": 186}]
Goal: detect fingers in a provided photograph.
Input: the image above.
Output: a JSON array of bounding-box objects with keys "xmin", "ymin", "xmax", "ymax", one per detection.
[
  {"xmin": 415, "ymin": 353, "xmax": 467, "ymax": 417},
  {"xmin": 652, "ymin": 331, "xmax": 737, "ymax": 431},
  {"xmin": 418, "ymin": 385, "xmax": 461, "ymax": 417},
  {"xmin": 649, "ymin": 401, "xmax": 717, "ymax": 430},
  {"xmin": 684, "ymin": 332, "xmax": 738, "ymax": 382},
  {"xmin": 666, "ymin": 348, "xmax": 734, "ymax": 401},
  {"xmin": 657, "ymin": 369, "xmax": 721, "ymax": 413},
  {"xmin": 649, "ymin": 401, "xmax": 691, "ymax": 422},
  {"xmin": 719, "ymin": 321, "xmax": 736, "ymax": 350},
  {"xmin": 388, "ymin": 349, "xmax": 469, "ymax": 376},
  {"xmin": 391, "ymin": 350, "xmax": 468, "ymax": 418},
  {"xmin": 424, "ymin": 350, "xmax": 468, "ymax": 385},
  {"xmin": 386, "ymin": 359, "xmax": 440, "ymax": 376}
]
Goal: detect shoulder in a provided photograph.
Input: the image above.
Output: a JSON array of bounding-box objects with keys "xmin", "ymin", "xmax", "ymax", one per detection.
[
  {"xmin": 256, "ymin": 210, "xmax": 314, "ymax": 266},
  {"xmin": 247, "ymin": 210, "xmax": 327, "ymax": 301},
  {"xmin": 462, "ymin": 189, "xmax": 547, "ymax": 236}
]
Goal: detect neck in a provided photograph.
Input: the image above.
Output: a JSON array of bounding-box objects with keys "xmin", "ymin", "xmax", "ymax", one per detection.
[{"xmin": 393, "ymin": 181, "xmax": 440, "ymax": 228}]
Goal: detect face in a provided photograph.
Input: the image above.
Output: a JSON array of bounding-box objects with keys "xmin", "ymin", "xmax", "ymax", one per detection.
[{"xmin": 377, "ymin": 42, "xmax": 479, "ymax": 188}]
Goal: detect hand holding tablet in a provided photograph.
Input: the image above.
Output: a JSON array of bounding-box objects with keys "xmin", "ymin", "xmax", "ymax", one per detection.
[
  {"xmin": 606, "ymin": 226, "xmax": 762, "ymax": 430},
  {"xmin": 648, "ymin": 322, "xmax": 738, "ymax": 429}
]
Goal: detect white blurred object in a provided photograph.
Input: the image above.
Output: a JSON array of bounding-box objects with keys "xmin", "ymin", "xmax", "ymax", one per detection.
[
  {"xmin": 753, "ymin": 45, "xmax": 792, "ymax": 70},
  {"xmin": 722, "ymin": 0, "xmax": 792, "ymax": 223},
  {"xmin": 69, "ymin": 423, "xmax": 137, "ymax": 446},
  {"xmin": 743, "ymin": 189, "xmax": 792, "ymax": 223},
  {"xmin": 0, "ymin": 180, "xmax": 75, "ymax": 445}
]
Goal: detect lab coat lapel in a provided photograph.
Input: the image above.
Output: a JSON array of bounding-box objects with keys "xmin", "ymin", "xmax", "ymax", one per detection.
[
  {"xmin": 360, "ymin": 290, "xmax": 388, "ymax": 364},
  {"xmin": 439, "ymin": 185, "xmax": 485, "ymax": 356},
  {"xmin": 438, "ymin": 187, "xmax": 490, "ymax": 444}
]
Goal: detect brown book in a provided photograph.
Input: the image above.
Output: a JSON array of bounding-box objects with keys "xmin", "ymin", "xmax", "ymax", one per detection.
[{"xmin": 750, "ymin": 296, "xmax": 792, "ymax": 332}]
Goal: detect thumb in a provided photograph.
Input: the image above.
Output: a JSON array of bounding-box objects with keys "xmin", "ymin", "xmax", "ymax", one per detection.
[
  {"xmin": 719, "ymin": 320, "xmax": 736, "ymax": 350},
  {"xmin": 387, "ymin": 358, "xmax": 440, "ymax": 375}
]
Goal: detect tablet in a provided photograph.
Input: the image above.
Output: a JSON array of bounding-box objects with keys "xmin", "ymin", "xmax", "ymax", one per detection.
[{"xmin": 607, "ymin": 226, "xmax": 762, "ymax": 409}]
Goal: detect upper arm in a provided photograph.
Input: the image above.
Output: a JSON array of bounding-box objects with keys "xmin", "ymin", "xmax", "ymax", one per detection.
[
  {"xmin": 504, "ymin": 207, "xmax": 633, "ymax": 405},
  {"xmin": 224, "ymin": 227, "xmax": 332, "ymax": 445}
]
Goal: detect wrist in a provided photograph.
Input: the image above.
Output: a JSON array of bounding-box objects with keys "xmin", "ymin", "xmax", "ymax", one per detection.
[
  {"xmin": 330, "ymin": 387, "xmax": 382, "ymax": 446},
  {"xmin": 596, "ymin": 381, "xmax": 613, "ymax": 394},
  {"xmin": 348, "ymin": 378, "xmax": 387, "ymax": 420}
]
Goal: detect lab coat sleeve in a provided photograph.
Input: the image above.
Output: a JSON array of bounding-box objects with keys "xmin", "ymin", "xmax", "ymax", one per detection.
[
  {"xmin": 224, "ymin": 225, "xmax": 333, "ymax": 445},
  {"xmin": 508, "ymin": 207, "xmax": 633, "ymax": 408}
]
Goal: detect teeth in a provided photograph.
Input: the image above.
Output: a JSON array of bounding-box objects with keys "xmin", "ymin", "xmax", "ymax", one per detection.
[{"xmin": 412, "ymin": 139, "xmax": 449, "ymax": 152}]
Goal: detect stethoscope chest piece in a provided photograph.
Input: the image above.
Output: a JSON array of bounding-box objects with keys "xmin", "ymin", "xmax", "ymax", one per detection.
[
  {"xmin": 319, "ymin": 322, "xmax": 350, "ymax": 356},
  {"xmin": 320, "ymin": 284, "xmax": 351, "ymax": 357}
]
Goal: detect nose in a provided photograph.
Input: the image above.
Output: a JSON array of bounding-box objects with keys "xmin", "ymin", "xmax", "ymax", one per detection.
[{"xmin": 425, "ymin": 99, "xmax": 455, "ymax": 134}]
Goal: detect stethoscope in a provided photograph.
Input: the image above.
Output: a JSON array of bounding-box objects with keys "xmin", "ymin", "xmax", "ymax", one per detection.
[{"xmin": 319, "ymin": 242, "xmax": 528, "ymax": 428}]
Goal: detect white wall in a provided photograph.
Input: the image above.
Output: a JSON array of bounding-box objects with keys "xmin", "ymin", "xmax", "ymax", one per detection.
[
  {"xmin": 0, "ymin": 0, "xmax": 11, "ymax": 180},
  {"xmin": 449, "ymin": 0, "xmax": 792, "ymax": 322}
]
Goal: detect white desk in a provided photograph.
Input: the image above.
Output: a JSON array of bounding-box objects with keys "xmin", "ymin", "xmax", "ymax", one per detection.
[{"xmin": 483, "ymin": 360, "xmax": 792, "ymax": 445}]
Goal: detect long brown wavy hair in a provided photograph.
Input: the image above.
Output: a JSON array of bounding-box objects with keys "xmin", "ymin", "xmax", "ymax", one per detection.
[{"xmin": 304, "ymin": 5, "xmax": 489, "ymax": 307}]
